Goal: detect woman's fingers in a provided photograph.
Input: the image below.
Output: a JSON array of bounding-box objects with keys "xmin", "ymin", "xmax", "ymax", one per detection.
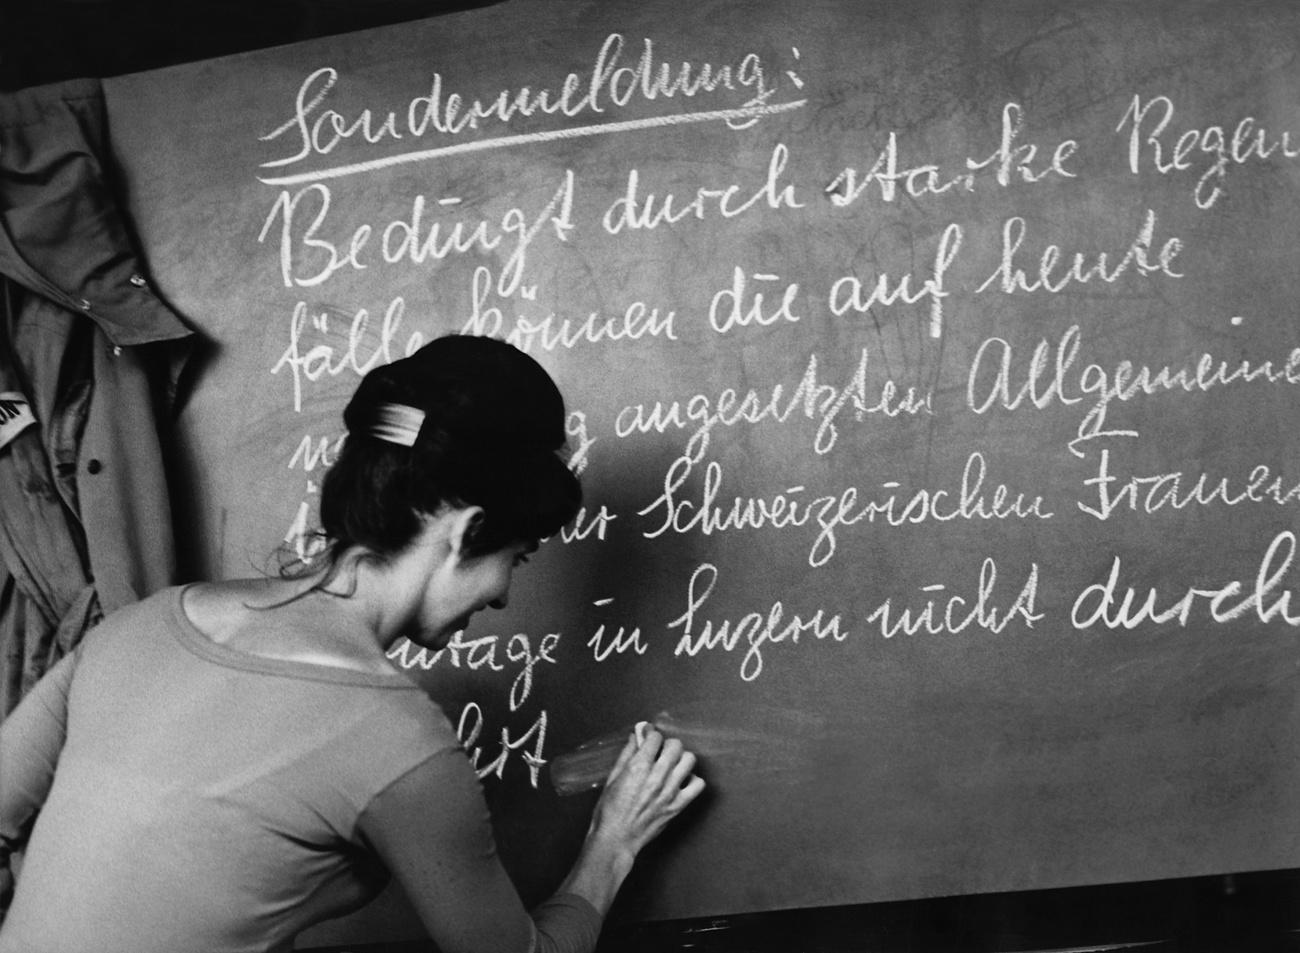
[
  {"xmin": 607, "ymin": 722, "xmax": 664, "ymax": 782},
  {"xmin": 672, "ymin": 773, "xmax": 707, "ymax": 811},
  {"xmin": 641, "ymin": 736, "xmax": 704, "ymax": 817},
  {"xmin": 653, "ymin": 745, "xmax": 704, "ymax": 816},
  {"xmin": 641, "ymin": 735, "xmax": 681, "ymax": 788},
  {"xmin": 664, "ymin": 748, "xmax": 696, "ymax": 787},
  {"xmin": 607, "ymin": 730, "xmax": 640, "ymax": 779},
  {"xmin": 594, "ymin": 721, "xmax": 706, "ymax": 853}
]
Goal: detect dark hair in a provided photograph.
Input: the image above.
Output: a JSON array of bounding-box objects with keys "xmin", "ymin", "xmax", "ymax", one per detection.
[{"xmin": 313, "ymin": 335, "xmax": 581, "ymax": 569}]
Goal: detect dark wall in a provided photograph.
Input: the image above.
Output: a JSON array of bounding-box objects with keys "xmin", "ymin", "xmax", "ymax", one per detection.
[{"xmin": 0, "ymin": 0, "xmax": 495, "ymax": 90}]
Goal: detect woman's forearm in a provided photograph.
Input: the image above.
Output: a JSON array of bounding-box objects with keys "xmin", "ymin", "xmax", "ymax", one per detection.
[
  {"xmin": 555, "ymin": 829, "xmax": 636, "ymax": 917},
  {"xmin": 553, "ymin": 725, "xmax": 705, "ymax": 917}
]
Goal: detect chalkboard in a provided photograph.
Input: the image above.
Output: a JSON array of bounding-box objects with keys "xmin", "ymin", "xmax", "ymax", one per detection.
[{"xmin": 101, "ymin": 0, "xmax": 1300, "ymax": 942}]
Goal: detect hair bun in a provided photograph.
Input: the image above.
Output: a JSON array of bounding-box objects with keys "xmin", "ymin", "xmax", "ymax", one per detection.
[
  {"xmin": 321, "ymin": 334, "xmax": 581, "ymax": 561},
  {"xmin": 344, "ymin": 335, "xmax": 567, "ymax": 452}
]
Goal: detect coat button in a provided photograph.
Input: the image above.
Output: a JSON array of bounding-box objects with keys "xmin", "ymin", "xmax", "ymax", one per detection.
[
  {"xmin": 129, "ymin": 273, "xmax": 147, "ymax": 287},
  {"xmin": 86, "ymin": 459, "xmax": 103, "ymax": 475},
  {"xmin": 78, "ymin": 298, "xmax": 92, "ymax": 311}
]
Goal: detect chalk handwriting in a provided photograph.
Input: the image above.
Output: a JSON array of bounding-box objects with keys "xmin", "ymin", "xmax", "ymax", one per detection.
[
  {"xmin": 282, "ymin": 500, "xmax": 327, "ymax": 564},
  {"xmin": 602, "ymin": 143, "xmax": 804, "ymax": 234},
  {"xmin": 668, "ymin": 562, "xmax": 847, "ymax": 682},
  {"xmin": 1116, "ymin": 93, "xmax": 1300, "ymax": 209},
  {"xmin": 566, "ymin": 410, "xmax": 597, "ymax": 475},
  {"xmin": 258, "ymin": 171, "xmax": 573, "ymax": 296},
  {"xmin": 588, "ymin": 600, "xmax": 648, "ymax": 661},
  {"xmin": 1079, "ymin": 448, "xmax": 1300, "ymax": 520},
  {"xmin": 828, "ymin": 222, "xmax": 962, "ymax": 339},
  {"xmin": 967, "ymin": 325, "xmax": 1300, "ymax": 456},
  {"xmin": 462, "ymin": 266, "xmax": 678, "ymax": 349},
  {"xmin": 639, "ymin": 451, "xmax": 1052, "ymax": 567},
  {"xmin": 287, "ymin": 432, "xmax": 346, "ymax": 472},
  {"xmin": 238, "ymin": 30, "xmax": 1300, "ymax": 767},
  {"xmin": 615, "ymin": 348, "xmax": 931, "ymax": 464},
  {"xmin": 257, "ymin": 184, "xmax": 366, "ymax": 287},
  {"xmin": 1073, "ymin": 529, "xmax": 1300, "ymax": 631},
  {"xmin": 271, "ymin": 298, "xmax": 425, "ymax": 412},
  {"xmin": 866, "ymin": 558, "xmax": 1043, "ymax": 638},
  {"xmin": 588, "ymin": 621, "xmax": 646, "ymax": 661},
  {"xmin": 975, "ymin": 208, "xmax": 1183, "ymax": 297},
  {"xmin": 559, "ymin": 505, "xmax": 618, "ymax": 543},
  {"xmin": 710, "ymin": 269, "xmax": 802, "ymax": 334},
  {"xmin": 386, "ymin": 629, "xmax": 560, "ymax": 712},
  {"xmin": 258, "ymin": 35, "xmax": 803, "ymax": 184},
  {"xmin": 826, "ymin": 102, "xmax": 1078, "ymax": 206},
  {"xmin": 457, "ymin": 702, "xmax": 548, "ymax": 787}
]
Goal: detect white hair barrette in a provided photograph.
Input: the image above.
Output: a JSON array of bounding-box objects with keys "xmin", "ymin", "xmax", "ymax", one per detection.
[{"xmin": 370, "ymin": 403, "xmax": 425, "ymax": 447}]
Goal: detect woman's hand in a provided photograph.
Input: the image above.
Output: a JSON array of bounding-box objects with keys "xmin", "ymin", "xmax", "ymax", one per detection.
[
  {"xmin": 588, "ymin": 724, "xmax": 706, "ymax": 857},
  {"xmin": 557, "ymin": 723, "xmax": 706, "ymax": 915}
]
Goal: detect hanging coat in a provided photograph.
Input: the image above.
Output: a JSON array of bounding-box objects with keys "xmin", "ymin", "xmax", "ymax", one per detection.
[{"xmin": 0, "ymin": 77, "xmax": 194, "ymax": 717}]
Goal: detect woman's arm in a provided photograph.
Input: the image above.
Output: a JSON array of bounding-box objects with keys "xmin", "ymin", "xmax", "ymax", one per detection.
[
  {"xmin": 357, "ymin": 725, "xmax": 703, "ymax": 953},
  {"xmin": 0, "ymin": 650, "xmax": 78, "ymax": 919},
  {"xmin": 555, "ymin": 725, "xmax": 705, "ymax": 917}
]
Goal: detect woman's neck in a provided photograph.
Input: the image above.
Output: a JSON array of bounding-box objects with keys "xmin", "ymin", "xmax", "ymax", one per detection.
[{"xmin": 182, "ymin": 575, "xmax": 403, "ymax": 676}]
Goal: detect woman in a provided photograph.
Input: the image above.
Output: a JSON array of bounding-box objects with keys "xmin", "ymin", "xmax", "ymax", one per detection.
[{"xmin": 0, "ymin": 334, "xmax": 705, "ymax": 952}]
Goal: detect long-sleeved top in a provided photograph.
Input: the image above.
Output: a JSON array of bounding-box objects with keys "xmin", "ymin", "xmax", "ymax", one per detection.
[{"xmin": 0, "ymin": 585, "xmax": 601, "ymax": 953}]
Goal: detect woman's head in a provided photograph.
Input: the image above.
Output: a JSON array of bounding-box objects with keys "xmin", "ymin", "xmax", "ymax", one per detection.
[{"xmin": 317, "ymin": 334, "xmax": 582, "ymax": 566}]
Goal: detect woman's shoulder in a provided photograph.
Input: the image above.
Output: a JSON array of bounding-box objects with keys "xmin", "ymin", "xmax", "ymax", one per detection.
[
  {"xmin": 179, "ymin": 577, "xmax": 280, "ymax": 643},
  {"xmin": 80, "ymin": 583, "xmax": 187, "ymax": 647}
]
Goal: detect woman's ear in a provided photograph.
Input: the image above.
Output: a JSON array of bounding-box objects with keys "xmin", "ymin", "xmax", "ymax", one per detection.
[{"xmin": 447, "ymin": 506, "xmax": 486, "ymax": 559}]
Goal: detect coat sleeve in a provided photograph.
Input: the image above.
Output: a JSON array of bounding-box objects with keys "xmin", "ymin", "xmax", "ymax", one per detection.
[
  {"xmin": 0, "ymin": 648, "xmax": 77, "ymax": 920},
  {"xmin": 356, "ymin": 746, "xmax": 602, "ymax": 953}
]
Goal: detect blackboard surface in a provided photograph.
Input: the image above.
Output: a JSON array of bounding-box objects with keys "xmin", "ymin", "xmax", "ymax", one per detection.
[{"xmin": 102, "ymin": 0, "xmax": 1300, "ymax": 942}]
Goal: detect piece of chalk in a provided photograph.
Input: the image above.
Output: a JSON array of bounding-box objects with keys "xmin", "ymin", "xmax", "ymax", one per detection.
[
  {"xmin": 548, "ymin": 718, "xmax": 663, "ymax": 796},
  {"xmin": 549, "ymin": 721, "xmax": 648, "ymax": 796}
]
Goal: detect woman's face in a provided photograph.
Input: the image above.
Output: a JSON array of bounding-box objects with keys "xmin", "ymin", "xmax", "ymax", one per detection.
[{"xmin": 401, "ymin": 522, "xmax": 534, "ymax": 649}]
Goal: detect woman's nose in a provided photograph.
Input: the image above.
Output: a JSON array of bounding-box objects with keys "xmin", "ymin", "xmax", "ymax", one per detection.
[{"xmin": 489, "ymin": 594, "xmax": 509, "ymax": 610}]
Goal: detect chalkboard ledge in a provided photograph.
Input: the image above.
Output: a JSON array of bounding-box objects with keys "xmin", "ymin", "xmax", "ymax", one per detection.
[{"xmin": 296, "ymin": 870, "xmax": 1300, "ymax": 953}]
